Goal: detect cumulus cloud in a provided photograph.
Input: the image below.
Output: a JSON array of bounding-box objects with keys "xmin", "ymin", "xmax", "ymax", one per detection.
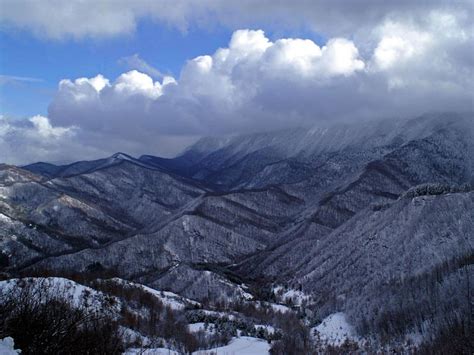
[
  {"xmin": 46, "ymin": 30, "xmax": 369, "ymax": 139},
  {"xmin": 367, "ymin": 11, "xmax": 473, "ymax": 93},
  {"xmin": 47, "ymin": 24, "xmax": 472, "ymax": 134}
]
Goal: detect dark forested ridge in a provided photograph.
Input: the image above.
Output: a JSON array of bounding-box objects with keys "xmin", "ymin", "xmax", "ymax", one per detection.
[{"xmin": 1, "ymin": 113, "xmax": 473, "ymax": 353}]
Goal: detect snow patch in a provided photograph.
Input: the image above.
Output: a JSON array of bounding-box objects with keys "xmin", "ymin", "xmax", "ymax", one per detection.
[
  {"xmin": 273, "ymin": 285, "xmax": 310, "ymax": 306},
  {"xmin": 193, "ymin": 336, "xmax": 270, "ymax": 355},
  {"xmin": 201, "ymin": 310, "xmax": 237, "ymax": 320},
  {"xmin": 124, "ymin": 348, "xmax": 179, "ymax": 355},
  {"xmin": 106, "ymin": 278, "xmax": 200, "ymax": 310},
  {"xmin": 255, "ymin": 324, "xmax": 275, "ymax": 335},
  {"xmin": 0, "ymin": 338, "xmax": 20, "ymax": 354},
  {"xmin": 0, "ymin": 212, "xmax": 11, "ymax": 222},
  {"xmin": 188, "ymin": 322, "xmax": 216, "ymax": 335},
  {"xmin": 313, "ymin": 312, "xmax": 357, "ymax": 346},
  {"xmin": 0, "ymin": 277, "xmax": 120, "ymax": 314},
  {"xmin": 259, "ymin": 301, "xmax": 291, "ymax": 313}
]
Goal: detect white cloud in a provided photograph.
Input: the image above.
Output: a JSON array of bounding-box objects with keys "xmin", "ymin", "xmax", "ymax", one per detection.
[
  {"xmin": 229, "ymin": 29, "xmax": 271, "ymax": 55},
  {"xmin": 318, "ymin": 38, "xmax": 365, "ymax": 76},
  {"xmin": 0, "ymin": 115, "xmax": 80, "ymax": 164},
  {"xmin": 113, "ymin": 70, "xmax": 163, "ymax": 99},
  {"xmin": 367, "ymin": 10, "xmax": 473, "ymax": 96},
  {"xmin": 29, "ymin": 115, "xmax": 73, "ymax": 139},
  {"xmin": 0, "ymin": 114, "xmax": 195, "ymax": 165},
  {"xmin": 0, "ymin": 75, "xmax": 43, "ymax": 85},
  {"xmin": 371, "ymin": 22, "xmax": 433, "ymax": 70},
  {"xmin": 119, "ymin": 54, "xmax": 164, "ymax": 79},
  {"xmin": 0, "ymin": 0, "xmax": 471, "ymax": 41},
  {"xmin": 259, "ymin": 36, "xmax": 365, "ymax": 79}
]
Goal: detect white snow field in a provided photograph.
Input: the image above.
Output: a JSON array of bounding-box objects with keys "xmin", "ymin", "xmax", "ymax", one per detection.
[
  {"xmin": 124, "ymin": 348, "xmax": 179, "ymax": 355},
  {"xmin": 0, "ymin": 277, "xmax": 121, "ymax": 314},
  {"xmin": 124, "ymin": 336, "xmax": 270, "ymax": 355},
  {"xmin": 0, "ymin": 338, "xmax": 21, "ymax": 355},
  {"xmin": 313, "ymin": 312, "xmax": 357, "ymax": 346},
  {"xmin": 193, "ymin": 336, "xmax": 270, "ymax": 355}
]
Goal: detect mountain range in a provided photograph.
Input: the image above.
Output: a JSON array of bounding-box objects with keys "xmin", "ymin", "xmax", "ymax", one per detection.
[{"xmin": 1, "ymin": 112, "xmax": 473, "ymax": 352}]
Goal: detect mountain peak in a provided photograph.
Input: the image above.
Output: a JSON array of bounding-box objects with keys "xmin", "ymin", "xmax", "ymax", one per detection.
[{"xmin": 110, "ymin": 152, "xmax": 134, "ymax": 161}]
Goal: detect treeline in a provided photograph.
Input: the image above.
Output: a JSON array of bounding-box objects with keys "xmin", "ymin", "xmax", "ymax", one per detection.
[{"xmin": 402, "ymin": 182, "xmax": 473, "ymax": 199}]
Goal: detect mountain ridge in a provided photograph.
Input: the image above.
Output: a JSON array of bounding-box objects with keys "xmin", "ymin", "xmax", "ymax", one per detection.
[{"xmin": 2, "ymin": 112, "xmax": 473, "ymax": 350}]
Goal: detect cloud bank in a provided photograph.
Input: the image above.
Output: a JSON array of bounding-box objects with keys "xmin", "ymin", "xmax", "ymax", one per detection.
[
  {"xmin": 0, "ymin": 2, "xmax": 473, "ymax": 164},
  {"xmin": 1, "ymin": 0, "xmax": 471, "ymax": 40}
]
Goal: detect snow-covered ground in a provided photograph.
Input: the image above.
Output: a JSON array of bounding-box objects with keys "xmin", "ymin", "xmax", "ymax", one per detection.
[
  {"xmin": 273, "ymin": 286, "xmax": 311, "ymax": 306},
  {"xmin": 193, "ymin": 336, "xmax": 270, "ymax": 355},
  {"xmin": 258, "ymin": 301, "xmax": 291, "ymax": 313},
  {"xmin": 254, "ymin": 324, "xmax": 275, "ymax": 335},
  {"xmin": 105, "ymin": 278, "xmax": 200, "ymax": 310},
  {"xmin": 201, "ymin": 309, "xmax": 237, "ymax": 320},
  {"xmin": 0, "ymin": 277, "xmax": 120, "ymax": 314},
  {"xmin": 124, "ymin": 336, "xmax": 270, "ymax": 355},
  {"xmin": 120, "ymin": 326, "xmax": 153, "ymax": 347},
  {"xmin": 124, "ymin": 348, "xmax": 179, "ymax": 355},
  {"xmin": 312, "ymin": 312, "xmax": 357, "ymax": 346},
  {"xmin": 0, "ymin": 338, "xmax": 20, "ymax": 355},
  {"xmin": 188, "ymin": 322, "xmax": 216, "ymax": 335}
]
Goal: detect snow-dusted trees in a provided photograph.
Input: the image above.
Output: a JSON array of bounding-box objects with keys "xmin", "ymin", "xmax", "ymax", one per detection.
[
  {"xmin": 403, "ymin": 183, "xmax": 472, "ymax": 199},
  {"xmin": 347, "ymin": 253, "xmax": 474, "ymax": 348},
  {"xmin": 0, "ymin": 279, "xmax": 124, "ymax": 354}
]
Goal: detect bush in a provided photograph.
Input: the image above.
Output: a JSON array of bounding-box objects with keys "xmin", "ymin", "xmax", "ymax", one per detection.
[{"xmin": 0, "ymin": 279, "xmax": 124, "ymax": 354}]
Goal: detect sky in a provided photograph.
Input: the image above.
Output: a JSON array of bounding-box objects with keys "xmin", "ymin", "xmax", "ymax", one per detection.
[{"xmin": 0, "ymin": 0, "xmax": 473, "ymax": 164}]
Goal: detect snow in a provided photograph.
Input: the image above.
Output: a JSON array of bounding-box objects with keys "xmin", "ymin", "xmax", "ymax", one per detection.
[
  {"xmin": 139, "ymin": 286, "xmax": 189, "ymax": 310},
  {"xmin": 0, "ymin": 338, "xmax": 20, "ymax": 355},
  {"xmin": 201, "ymin": 310, "xmax": 237, "ymax": 320},
  {"xmin": 0, "ymin": 277, "xmax": 121, "ymax": 314},
  {"xmin": 120, "ymin": 326, "xmax": 152, "ymax": 347},
  {"xmin": 217, "ymin": 279, "xmax": 253, "ymax": 300},
  {"xmin": 260, "ymin": 302, "xmax": 291, "ymax": 313},
  {"xmin": 0, "ymin": 212, "xmax": 11, "ymax": 222},
  {"xmin": 313, "ymin": 312, "xmax": 357, "ymax": 346},
  {"xmin": 107, "ymin": 278, "xmax": 200, "ymax": 310},
  {"xmin": 237, "ymin": 288, "xmax": 253, "ymax": 300},
  {"xmin": 124, "ymin": 348, "xmax": 179, "ymax": 355},
  {"xmin": 188, "ymin": 322, "xmax": 216, "ymax": 334},
  {"xmin": 112, "ymin": 153, "xmax": 135, "ymax": 161},
  {"xmin": 124, "ymin": 337, "xmax": 270, "ymax": 355},
  {"xmin": 193, "ymin": 336, "xmax": 270, "ymax": 355},
  {"xmin": 255, "ymin": 324, "xmax": 275, "ymax": 335},
  {"xmin": 273, "ymin": 286, "xmax": 310, "ymax": 306},
  {"xmin": 182, "ymin": 216, "xmax": 190, "ymax": 233}
]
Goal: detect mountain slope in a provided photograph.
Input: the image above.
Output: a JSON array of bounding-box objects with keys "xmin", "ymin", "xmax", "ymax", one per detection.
[
  {"xmin": 0, "ymin": 114, "xmax": 474, "ymax": 348},
  {"xmin": 298, "ymin": 188, "xmax": 473, "ymax": 339}
]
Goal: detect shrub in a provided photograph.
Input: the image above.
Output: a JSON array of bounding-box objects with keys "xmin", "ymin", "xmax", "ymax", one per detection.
[{"xmin": 0, "ymin": 279, "xmax": 124, "ymax": 354}]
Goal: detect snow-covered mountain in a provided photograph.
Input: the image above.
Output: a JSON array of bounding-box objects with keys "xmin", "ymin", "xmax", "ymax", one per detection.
[{"xmin": 2, "ymin": 112, "xmax": 474, "ymax": 353}]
